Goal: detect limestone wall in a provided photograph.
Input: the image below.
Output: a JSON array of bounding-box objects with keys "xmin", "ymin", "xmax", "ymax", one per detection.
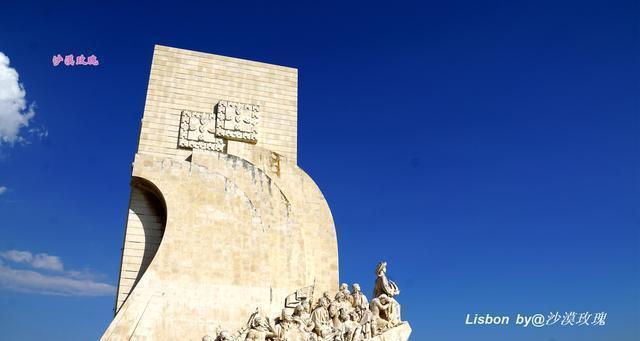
[
  {"xmin": 138, "ymin": 45, "xmax": 298, "ymax": 162},
  {"xmin": 104, "ymin": 46, "xmax": 339, "ymax": 340},
  {"xmin": 115, "ymin": 186, "xmax": 165, "ymax": 312}
]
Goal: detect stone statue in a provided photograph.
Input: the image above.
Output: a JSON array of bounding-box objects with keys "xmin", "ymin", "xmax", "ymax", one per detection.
[
  {"xmin": 329, "ymin": 293, "xmax": 343, "ymax": 328},
  {"xmin": 383, "ymin": 296, "xmax": 402, "ymax": 327},
  {"xmin": 334, "ymin": 291, "xmax": 353, "ymax": 319},
  {"xmin": 373, "ymin": 261, "xmax": 400, "ymax": 299},
  {"xmin": 244, "ymin": 314, "xmax": 276, "ymax": 341},
  {"xmin": 273, "ymin": 309, "xmax": 294, "ymax": 336},
  {"xmin": 215, "ymin": 330, "xmax": 232, "ymax": 341},
  {"xmin": 274, "ymin": 308, "xmax": 312, "ymax": 341},
  {"xmin": 338, "ymin": 310, "xmax": 363, "ymax": 341},
  {"xmin": 301, "ymin": 298, "xmax": 312, "ymax": 315},
  {"xmin": 369, "ymin": 296, "xmax": 391, "ymax": 336},
  {"xmin": 339, "ymin": 283, "xmax": 353, "ymax": 306},
  {"xmin": 351, "ymin": 283, "xmax": 368, "ymax": 310},
  {"xmin": 311, "ymin": 297, "xmax": 334, "ymax": 338},
  {"xmin": 203, "ymin": 328, "xmax": 233, "ymax": 341},
  {"xmin": 322, "ymin": 291, "xmax": 332, "ymax": 303},
  {"xmin": 358, "ymin": 307, "xmax": 373, "ymax": 340},
  {"xmin": 292, "ymin": 304, "xmax": 315, "ymax": 335},
  {"xmin": 205, "ymin": 261, "xmax": 409, "ymax": 341}
]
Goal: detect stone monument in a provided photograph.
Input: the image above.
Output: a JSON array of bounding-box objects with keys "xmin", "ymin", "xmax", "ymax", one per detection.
[{"xmin": 100, "ymin": 45, "xmax": 411, "ymax": 341}]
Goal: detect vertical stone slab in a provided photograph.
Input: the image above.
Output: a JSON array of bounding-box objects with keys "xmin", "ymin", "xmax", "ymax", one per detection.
[{"xmin": 104, "ymin": 46, "xmax": 338, "ymax": 340}]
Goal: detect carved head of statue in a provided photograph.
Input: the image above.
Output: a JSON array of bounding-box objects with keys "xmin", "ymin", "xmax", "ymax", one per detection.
[
  {"xmin": 302, "ymin": 299, "xmax": 311, "ymax": 313},
  {"xmin": 252, "ymin": 316, "xmax": 268, "ymax": 329},
  {"xmin": 378, "ymin": 294, "xmax": 389, "ymax": 304},
  {"xmin": 340, "ymin": 283, "xmax": 349, "ymax": 292},
  {"xmin": 352, "ymin": 283, "xmax": 361, "ymax": 293},
  {"xmin": 216, "ymin": 331, "xmax": 231, "ymax": 341},
  {"xmin": 376, "ymin": 261, "xmax": 387, "ymax": 276},
  {"xmin": 293, "ymin": 304, "xmax": 305, "ymax": 317},
  {"xmin": 319, "ymin": 297, "xmax": 330, "ymax": 308},
  {"xmin": 281, "ymin": 309, "xmax": 293, "ymax": 322},
  {"xmin": 334, "ymin": 291, "xmax": 345, "ymax": 302}
]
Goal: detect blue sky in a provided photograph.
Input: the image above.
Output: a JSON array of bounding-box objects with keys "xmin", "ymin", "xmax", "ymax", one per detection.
[{"xmin": 0, "ymin": 0, "xmax": 638, "ymax": 340}]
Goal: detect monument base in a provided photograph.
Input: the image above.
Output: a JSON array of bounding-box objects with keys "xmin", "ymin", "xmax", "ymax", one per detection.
[{"xmin": 368, "ymin": 323, "xmax": 412, "ymax": 341}]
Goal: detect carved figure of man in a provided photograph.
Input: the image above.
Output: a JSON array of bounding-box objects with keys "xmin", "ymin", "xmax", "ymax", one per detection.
[
  {"xmin": 373, "ymin": 261, "xmax": 400, "ymax": 299},
  {"xmin": 311, "ymin": 297, "xmax": 334, "ymax": 338},
  {"xmin": 357, "ymin": 305, "xmax": 373, "ymax": 340},
  {"xmin": 322, "ymin": 291, "xmax": 332, "ymax": 303},
  {"xmin": 382, "ymin": 295, "xmax": 402, "ymax": 327},
  {"xmin": 336, "ymin": 291, "xmax": 354, "ymax": 317},
  {"xmin": 350, "ymin": 283, "xmax": 368, "ymax": 310},
  {"xmin": 292, "ymin": 304, "xmax": 314, "ymax": 335},
  {"xmin": 329, "ymin": 292, "xmax": 344, "ymax": 328},
  {"xmin": 203, "ymin": 329, "xmax": 232, "ymax": 341},
  {"xmin": 369, "ymin": 295, "xmax": 391, "ymax": 336},
  {"xmin": 301, "ymin": 297, "xmax": 312, "ymax": 315},
  {"xmin": 275, "ymin": 309, "xmax": 311, "ymax": 341},
  {"xmin": 339, "ymin": 310, "xmax": 363, "ymax": 341},
  {"xmin": 339, "ymin": 283, "xmax": 353, "ymax": 306},
  {"xmin": 244, "ymin": 315, "xmax": 276, "ymax": 341},
  {"xmin": 216, "ymin": 331, "xmax": 232, "ymax": 341},
  {"xmin": 274, "ymin": 309, "xmax": 294, "ymax": 338}
]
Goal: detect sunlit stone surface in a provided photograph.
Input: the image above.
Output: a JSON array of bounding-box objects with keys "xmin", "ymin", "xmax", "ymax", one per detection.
[{"xmin": 100, "ymin": 45, "xmax": 410, "ymax": 341}]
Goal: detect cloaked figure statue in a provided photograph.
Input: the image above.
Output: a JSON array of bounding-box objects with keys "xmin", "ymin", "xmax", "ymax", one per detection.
[{"xmin": 373, "ymin": 261, "xmax": 400, "ymax": 299}]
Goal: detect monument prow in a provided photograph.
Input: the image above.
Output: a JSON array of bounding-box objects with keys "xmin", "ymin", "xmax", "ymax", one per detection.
[{"xmin": 101, "ymin": 45, "xmax": 410, "ymax": 341}]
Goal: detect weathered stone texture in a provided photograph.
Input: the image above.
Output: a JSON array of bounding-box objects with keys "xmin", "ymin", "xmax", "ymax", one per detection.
[
  {"xmin": 103, "ymin": 46, "xmax": 338, "ymax": 340},
  {"xmin": 138, "ymin": 45, "xmax": 298, "ymax": 162},
  {"xmin": 369, "ymin": 323, "xmax": 412, "ymax": 341}
]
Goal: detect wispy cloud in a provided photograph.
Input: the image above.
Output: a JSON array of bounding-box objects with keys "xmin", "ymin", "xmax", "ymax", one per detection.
[
  {"xmin": 0, "ymin": 52, "xmax": 46, "ymax": 147},
  {"xmin": 0, "ymin": 186, "xmax": 6, "ymax": 195},
  {"xmin": 0, "ymin": 250, "xmax": 31, "ymax": 263},
  {"xmin": 0, "ymin": 250, "xmax": 63, "ymax": 271},
  {"xmin": 0, "ymin": 249, "xmax": 115, "ymax": 296}
]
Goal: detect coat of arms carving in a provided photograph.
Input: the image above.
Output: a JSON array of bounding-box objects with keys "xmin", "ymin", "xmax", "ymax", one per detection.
[{"xmin": 178, "ymin": 100, "xmax": 259, "ymax": 151}]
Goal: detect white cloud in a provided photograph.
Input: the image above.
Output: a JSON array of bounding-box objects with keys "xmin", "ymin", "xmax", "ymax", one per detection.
[
  {"xmin": 31, "ymin": 253, "xmax": 64, "ymax": 271},
  {"xmin": 0, "ymin": 51, "xmax": 38, "ymax": 145},
  {"xmin": 0, "ymin": 250, "xmax": 115, "ymax": 296},
  {"xmin": 0, "ymin": 186, "xmax": 6, "ymax": 195},
  {"xmin": 0, "ymin": 250, "xmax": 31, "ymax": 263},
  {"xmin": 0, "ymin": 250, "xmax": 63, "ymax": 271},
  {"xmin": 0, "ymin": 264, "xmax": 115, "ymax": 296}
]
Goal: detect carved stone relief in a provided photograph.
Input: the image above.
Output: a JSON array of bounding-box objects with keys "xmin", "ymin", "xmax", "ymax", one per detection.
[
  {"xmin": 203, "ymin": 261, "xmax": 410, "ymax": 341},
  {"xmin": 216, "ymin": 101, "xmax": 259, "ymax": 143},
  {"xmin": 178, "ymin": 100, "xmax": 259, "ymax": 152},
  {"xmin": 178, "ymin": 110, "xmax": 226, "ymax": 151}
]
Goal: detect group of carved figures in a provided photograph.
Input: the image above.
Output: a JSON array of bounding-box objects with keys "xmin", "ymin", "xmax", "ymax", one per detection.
[{"xmin": 204, "ymin": 262, "xmax": 403, "ymax": 341}]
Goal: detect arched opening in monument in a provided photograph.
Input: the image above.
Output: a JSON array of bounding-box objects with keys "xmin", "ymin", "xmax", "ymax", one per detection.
[{"xmin": 114, "ymin": 177, "xmax": 167, "ymax": 313}]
